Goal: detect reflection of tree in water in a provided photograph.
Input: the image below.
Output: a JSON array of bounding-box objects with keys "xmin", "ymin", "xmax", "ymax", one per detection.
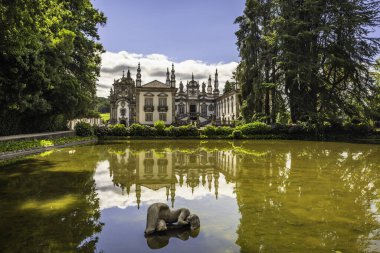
[
  {"xmin": 234, "ymin": 141, "xmax": 380, "ymax": 253},
  {"xmin": 0, "ymin": 146, "xmax": 103, "ymax": 252}
]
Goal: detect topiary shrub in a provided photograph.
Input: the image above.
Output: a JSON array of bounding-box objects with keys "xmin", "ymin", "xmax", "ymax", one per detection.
[
  {"xmin": 145, "ymin": 126, "xmax": 158, "ymax": 136},
  {"xmin": 238, "ymin": 122, "xmax": 271, "ymax": 135},
  {"xmin": 232, "ymin": 130, "xmax": 243, "ymax": 139},
  {"xmin": 178, "ymin": 125, "xmax": 200, "ymax": 136},
  {"xmin": 202, "ymin": 125, "xmax": 217, "ymax": 136},
  {"xmin": 129, "ymin": 123, "xmax": 146, "ymax": 136},
  {"xmin": 75, "ymin": 122, "xmax": 93, "ymax": 137},
  {"xmin": 165, "ymin": 125, "xmax": 176, "ymax": 136},
  {"xmin": 93, "ymin": 125, "xmax": 111, "ymax": 137},
  {"xmin": 154, "ymin": 120, "xmax": 166, "ymax": 136},
  {"xmin": 111, "ymin": 124, "xmax": 128, "ymax": 136},
  {"xmin": 215, "ymin": 126, "xmax": 233, "ymax": 136},
  {"xmin": 154, "ymin": 120, "xmax": 166, "ymax": 131}
]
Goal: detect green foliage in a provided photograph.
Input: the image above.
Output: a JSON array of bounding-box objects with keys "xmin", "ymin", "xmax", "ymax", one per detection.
[
  {"xmin": 111, "ymin": 124, "xmax": 128, "ymax": 136},
  {"xmin": 223, "ymin": 81, "xmax": 235, "ymax": 94},
  {"xmin": 235, "ymin": 0, "xmax": 380, "ymax": 124},
  {"xmin": 154, "ymin": 120, "xmax": 166, "ymax": 135},
  {"xmin": 129, "ymin": 123, "xmax": 147, "ymax": 136},
  {"xmin": 203, "ymin": 126, "xmax": 217, "ymax": 136},
  {"xmin": 0, "ymin": 0, "xmax": 106, "ymax": 135},
  {"xmin": 96, "ymin": 97, "xmax": 110, "ymax": 113},
  {"xmin": 74, "ymin": 122, "xmax": 93, "ymax": 137},
  {"xmin": 232, "ymin": 130, "xmax": 243, "ymax": 139},
  {"xmin": 100, "ymin": 113, "xmax": 110, "ymax": 123},
  {"xmin": 216, "ymin": 126, "xmax": 234, "ymax": 136},
  {"xmin": 0, "ymin": 136, "xmax": 94, "ymax": 153},
  {"xmin": 343, "ymin": 122, "xmax": 373, "ymax": 135},
  {"xmin": 39, "ymin": 140, "xmax": 54, "ymax": 147},
  {"xmin": 93, "ymin": 125, "xmax": 111, "ymax": 137},
  {"xmin": 237, "ymin": 122, "xmax": 272, "ymax": 135},
  {"xmin": 177, "ymin": 125, "xmax": 200, "ymax": 136}
]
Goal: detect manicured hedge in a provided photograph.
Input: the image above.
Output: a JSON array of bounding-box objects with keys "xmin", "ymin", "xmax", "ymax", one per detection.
[
  {"xmin": 74, "ymin": 122, "xmax": 94, "ymax": 136},
  {"xmin": 87, "ymin": 120, "xmax": 374, "ymax": 138}
]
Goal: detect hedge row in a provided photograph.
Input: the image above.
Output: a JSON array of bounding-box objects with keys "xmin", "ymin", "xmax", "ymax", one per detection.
[{"xmin": 75, "ymin": 120, "xmax": 374, "ymax": 138}]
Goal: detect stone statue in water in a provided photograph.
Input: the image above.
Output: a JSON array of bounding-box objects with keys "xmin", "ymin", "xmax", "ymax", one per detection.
[{"xmin": 144, "ymin": 203, "xmax": 200, "ymax": 235}]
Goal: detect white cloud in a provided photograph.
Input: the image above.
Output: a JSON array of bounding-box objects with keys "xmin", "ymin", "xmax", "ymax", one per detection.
[
  {"xmin": 97, "ymin": 51, "xmax": 239, "ymax": 97},
  {"xmin": 94, "ymin": 160, "xmax": 236, "ymax": 210}
]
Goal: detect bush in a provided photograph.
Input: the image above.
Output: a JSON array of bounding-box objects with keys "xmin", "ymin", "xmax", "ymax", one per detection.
[
  {"xmin": 145, "ymin": 126, "xmax": 158, "ymax": 136},
  {"xmin": 272, "ymin": 123, "xmax": 290, "ymax": 134},
  {"xmin": 165, "ymin": 125, "xmax": 176, "ymax": 136},
  {"xmin": 94, "ymin": 125, "xmax": 111, "ymax": 137},
  {"xmin": 111, "ymin": 124, "xmax": 128, "ymax": 136},
  {"xmin": 177, "ymin": 125, "xmax": 200, "ymax": 136},
  {"xmin": 215, "ymin": 126, "xmax": 233, "ymax": 136},
  {"xmin": 203, "ymin": 126, "xmax": 217, "ymax": 136},
  {"xmin": 129, "ymin": 123, "xmax": 146, "ymax": 136},
  {"xmin": 154, "ymin": 120, "xmax": 166, "ymax": 136},
  {"xmin": 344, "ymin": 122, "xmax": 373, "ymax": 135},
  {"xmin": 238, "ymin": 122, "xmax": 271, "ymax": 135},
  {"xmin": 154, "ymin": 120, "xmax": 166, "ymax": 131},
  {"xmin": 287, "ymin": 123, "xmax": 310, "ymax": 134},
  {"xmin": 232, "ymin": 130, "xmax": 243, "ymax": 139},
  {"xmin": 74, "ymin": 122, "xmax": 93, "ymax": 137}
]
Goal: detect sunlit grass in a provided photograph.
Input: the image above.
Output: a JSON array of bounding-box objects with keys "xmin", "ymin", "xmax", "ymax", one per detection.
[
  {"xmin": 39, "ymin": 140, "xmax": 54, "ymax": 147},
  {"xmin": 100, "ymin": 113, "xmax": 110, "ymax": 122}
]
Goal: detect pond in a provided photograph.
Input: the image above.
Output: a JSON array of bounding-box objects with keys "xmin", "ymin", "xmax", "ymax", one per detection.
[{"xmin": 0, "ymin": 140, "xmax": 379, "ymax": 253}]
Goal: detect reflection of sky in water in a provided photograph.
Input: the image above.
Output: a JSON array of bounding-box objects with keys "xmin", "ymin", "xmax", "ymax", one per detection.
[
  {"xmin": 94, "ymin": 159, "xmax": 241, "ymax": 253},
  {"xmin": 94, "ymin": 160, "xmax": 236, "ymax": 209}
]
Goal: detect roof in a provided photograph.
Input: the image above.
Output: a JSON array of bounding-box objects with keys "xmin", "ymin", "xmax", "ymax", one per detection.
[{"xmin": 142, "ymin": 80, "xmax": 170, "ymax": 88}]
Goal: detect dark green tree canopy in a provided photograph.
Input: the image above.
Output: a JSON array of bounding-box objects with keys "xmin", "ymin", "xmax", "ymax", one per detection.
[
  {"xmin": 235, "ymin": 0, "xmax": 380, "ymax": 124},
  {"xmin": 0, "ymin": 0, "xmax": 106, "ymax": 135}
]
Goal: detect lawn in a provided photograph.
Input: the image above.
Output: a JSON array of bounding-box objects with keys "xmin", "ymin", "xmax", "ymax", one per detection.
[{"xmin": 100, "ymin": 113, "xmax": 110, "ymax": 122}]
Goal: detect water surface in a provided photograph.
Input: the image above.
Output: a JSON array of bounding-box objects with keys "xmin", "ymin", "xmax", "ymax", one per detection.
[{"xmin": 0, "ymin": 140, "xmax": 379, "ymax": 253}]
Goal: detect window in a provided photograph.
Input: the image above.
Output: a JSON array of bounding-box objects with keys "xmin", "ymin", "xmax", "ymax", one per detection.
[
  {"xmin": 159, "ymin": 113, "xmax": 167, "ymax": 121},
  {"xmin": 145, "ymin": 113, "xmax": 153, "ymax": 122},
  {"xmin": 145, "ymin": 98, "xmax": 153, "ymax": 106},
  {"xmin": 201, "ymin": 104, "xmax": 207, "ymax": 115},
  {"xmin": 209, "ymin": 104, "xmax": 214, "ymax": 111},
  {"xmin": 158, "ymin": 159, "xmax": 168, "ymax": 175},
  {"xmin": 179, "ymin": 104, "xmax": 185, "ymax": 114},
  {"xmin": 143, "ymin": 159, "xmax": 154, "ymax": 174},
  {"xmin": 159, "ymin": 98, "xmax": 167, "ymax": 106},
  {"xmin": 120, "ymin": 108, "xmax": 126, "ymax": 116}
]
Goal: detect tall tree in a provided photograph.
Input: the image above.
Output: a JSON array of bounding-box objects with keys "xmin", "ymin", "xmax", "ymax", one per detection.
[
  {"xmin": 0, "ymin": 0, "xmax": 106, "ymax": 135},
  {"xmin": 236, "ymin": 0, "xmax": 380, "ymax": 124}
]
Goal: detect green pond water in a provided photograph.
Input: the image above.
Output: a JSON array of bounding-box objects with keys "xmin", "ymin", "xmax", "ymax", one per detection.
[{"xmin": 0, "ymin": 140, "xmax": 379, "ymax": 253}]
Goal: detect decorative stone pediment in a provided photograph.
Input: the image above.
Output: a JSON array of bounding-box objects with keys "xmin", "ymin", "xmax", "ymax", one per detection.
[
  {"xmin": 144, "ymin": 92, "xmax": 155, "ymax": 97},
  {"xmin": 158, "ymin": 93, "xmax": 168, "ymax": 97}
]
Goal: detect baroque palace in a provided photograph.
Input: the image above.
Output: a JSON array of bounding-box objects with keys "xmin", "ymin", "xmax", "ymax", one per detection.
[{"xmin": 109, "ymin": 64, "xmax": 240, "ymax": 126}]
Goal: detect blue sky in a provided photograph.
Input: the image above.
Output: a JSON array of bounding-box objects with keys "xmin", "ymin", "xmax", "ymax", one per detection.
[
  {"xmin": 92, "ymin": 0, "xmax": 380, "ymax": 97},
  {"xmin": 92, "ymin": 0, "xmax": 245, "ymax": 63}
]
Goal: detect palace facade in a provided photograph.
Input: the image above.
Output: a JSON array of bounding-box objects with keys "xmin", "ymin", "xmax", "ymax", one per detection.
[{"xmin": 109, "ymin": 64, "xmax": 240, "ymax": 126}]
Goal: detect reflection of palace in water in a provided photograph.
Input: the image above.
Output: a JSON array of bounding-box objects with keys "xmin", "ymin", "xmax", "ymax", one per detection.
[{"xmin": 107, "ymin": 148, "xmax": 240, "ymax": 208}]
